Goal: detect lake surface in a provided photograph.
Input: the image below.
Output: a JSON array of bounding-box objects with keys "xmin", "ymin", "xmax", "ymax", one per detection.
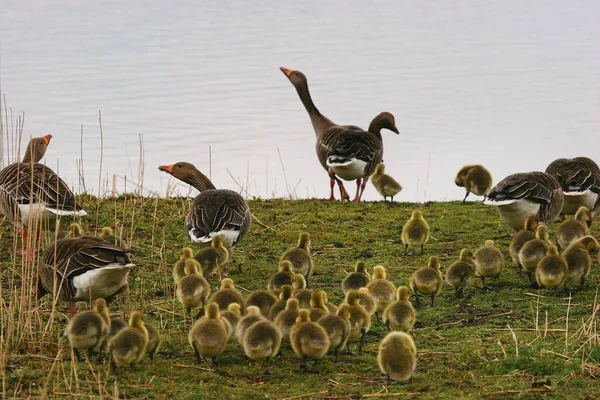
[{"xmin": 1, "ymin": 0, "xmax": 598, "ymax": 202}]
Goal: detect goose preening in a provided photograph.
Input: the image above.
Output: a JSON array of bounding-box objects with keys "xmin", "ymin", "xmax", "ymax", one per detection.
[
  {"xmin": 280, "ymin": 67, "xmax": 398, "ymax": 202},
  {"xmin": 545, "ymin": 157, "xmax": 600, "ymax": 216},
  {"xmin": 0, "ymin": 135, "xmax": 87, "ymax": 254},
  {"xmin": 37, "ymin": 236, "xmax": 134, "ymax": 314},
  {"xmin": 454, "ymin": 164, "xmax": 493, "ymax": 203},
  {"xmin": 158, "ymin": 162, "xmax": 251, "ymax": 261},
  {"xmin": 484, "ymin": 172, "xmax": 564, "ymax": 230}
]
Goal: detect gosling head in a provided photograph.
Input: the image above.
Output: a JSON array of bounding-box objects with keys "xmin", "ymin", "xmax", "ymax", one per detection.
[
  {"xmin": 337, "ymin": 304, "xmax": 351, "ymax": 321},
  {"xmin": 454, "ymin": 165, "xmax": 475, "ymax": 187},
  {"xmin": 345, "ymin": 290, "xmax": 360, "ymax": 306},
  {"xmin": 279, "ymin": 260, "xmax": 293, "ymax": 273},
  {"xmin": 285, "ymin": 298, "xmax": 300, "ymax": 311},
  {"xmin": 484, "ymin": 240, "xmax": 495, "ymax": 247},
  {"xmin": 180, "ymin": 247, "xmax": 194, "ymax": 260},
  {"xmin": 100, "ymin": 226, "xmax": 113, "ymax": 237},
  {"xmin": 211, "ymin": 234, "xmax": 225, "ymax": 249},
  {"xmin": 355, "ymin": 261, "xmax": 368, "ymax": 274},
  {"xmin": 574, "ymin": 206, "xmax": 592, "ymax": 227},
  {"xmin": 536, "ymin": 224, "xmax": 549, "ymax": 241},
  {"xmin": 579, "ymin": 236, "xmax": 600, "ymax": 255},
  {"xmin": 297, "ymin": 232, "xmax": 311, "ymax": 250},
  {"xmin": 280, "ymin": 285, "xmax": 293, "ymax": 299},
  {"xmin": 292, "ymin": 274, "xmax": 307, "ymax": 290},
  {"xmin": 546, "ymin": 245, "xmax": 559, "ymax": 256},
  {"xmin": 246, "ymin": 306, "xmax": 261, "ymax": 317},
  {"xmin": 295, "ymin": 309, "xmax": 311, "ymax": 324},
  {"xmin": 459, "ymin": 249, "xmax": 474, "ymax": 261},
  {"xmin": 372, "ymin": 265, "xmax": 387, "ymax": 280},
  {"xmin": 524, "ymin": 214, "xmax": 539, "ymax": 231},
  {"xmin": 93, "ymin": 298, "xmax": 108, "ymax": 315},
  {"xmin": 374, "ymin": 163, "xmax": 386, "ymax": 176},
  {"xmin": 227, "ymin": 303, "xmax": 242, "ymax": 316},
  {"xmin": 184, "ymin": 258, "xmax": 201, "ymax": 276},
  {"xmin": 220, "ymin": 278, "xmax": 235, "ymax": 290},
  {"xmin": 427, "ymin": 256, "xmax": 441, "ymax": 270},
  {"xmin": 411, "ymin": 209, "xmax": 424, "ymax": 221},
  {"xmin": 206, "ymin": 302, "xmax": 220, "ymax": 319},
  {"xmin": 128, "ymin": 311, "xmax": 145, "ymax": 329},
  {"xmin": 397, "ymin": 286, "xmax": 411, "ymax": 302},
  {"xmin": 69, "ymin": 223, "xmax": 83, "ymax": 237},
  {"xmin": 310, "ymin": 290, "xmax": 326, "ymax": 308}
]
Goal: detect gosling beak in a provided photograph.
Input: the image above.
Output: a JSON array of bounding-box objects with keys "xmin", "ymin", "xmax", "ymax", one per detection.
[
  {"xmin": 158, "ymin": 164, "xmax": 174, "ymax": 173},
  {"xmin": 42, "ymin": 134, "xmax": 53, "ymax": 144},
  {"xmin": 280, "ymin": 67, "xmax": 294, "ymax": 77}
]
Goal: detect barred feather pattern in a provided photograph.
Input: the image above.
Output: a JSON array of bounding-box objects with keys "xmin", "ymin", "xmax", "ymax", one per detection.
[{"xmin": 546, "ymin": 157, "xmax": 600, "ymax": 210}]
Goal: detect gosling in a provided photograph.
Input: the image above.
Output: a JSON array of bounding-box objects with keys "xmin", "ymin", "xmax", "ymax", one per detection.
[
  {"xmin": 209, "ymin": 278, "xmax": 245, "ymax": 314},
  {"xmin": 308, "ymin": 290, "xmax": 330, "ymax": 322},
  {"xmin": 518, "ymin": 224, "xmax": 550, "ymax": 284},
  {"xmin": 317, "ymin": 304, "xmax": 351, "ymax": 362},
  {"xmin": 194, "ymin": 234, "xmax": 229, "ymax": 276},
  {"xmin": 473, "ymin": 240, "xmax": 504, "ymax": 288},
  {"xmin": 383, "ymin": 287, "xmax": 416, "ymax": 332},
  {"xmin": 555, "ymin": 206, "xmax": 591, "ymax": 251},
  {"xmin": 356, "ymin": 288, "xmax": 376, "ymax": 317},
  {"xmin": 562, "ymin": 236, "xmax": 599, "ymax": 289},
  {"xmin": 454, "ymin": 164, "xmax": 492, "ymax": 203},
  {"xmin": 274, "ymin": 298, "xmax": 301, "ymax": 342},
  {"xmin": 280, "ymin": 232, "xmax": 314, "ymax": 283},
  {"xmin": 245, "ymin": 289, "xmax": 278, "ymax": 318},
  {"xmin": 145, "ymin": 323, "xmax": 161, "ymax": 360},
  {"xmin": 378, "ymin": 331, "xmax": 417, "ymax": 384},
  {"xmin": 366, "ymin": 265, "xmax": 396, "ymax": 320},
  {"xmin": 341, "ymin": 261, "xmax": 370, "ymax": 294},
  {"xmin": 292, "ymin": 274, "xmax": 312, "ymax": 308},
  {"xmin": 268, "ymin": 285, "xmax": 293, "ymax": 321},
  {"xmin": 509, "ymin": 214, "xmax": 539, "ymax": 267},
  {"xmin": 267, "ymin": 261, "xmax": 294, "ymax": 296},
  {"xmin": 173, "ymin": 247, "xmax": 194, "ymax": 285},
  {"xmin": 220, "ymin": 303, "xmax": 242, "ymax": 343},
  {"xmin": 289, "ymin": 309, "xmax": 330, "ymax": 372},
  {"xmin": 108, "ymin": 311, "xmax": 149, "ymax": 368},
  {"xmin": 176, "ymin": 259, "xmax": 211, "ymax": 317},
  {"xmin": 66, "ymin": 298, "xmax": 110, "ymax": 361},
  {"xmin": 235, "ymin": 306, "xmax": 265, "ymax": 346},
  {"xmin": 536, "ymin": 246, "xmax": 568, "ymax": 291},
  {"xmin": 371, "ymin": 163, "xmax": 402, "ymax": 203},
  {"xmin": 344, "ymin": 290, "xmax": 371, "ymax": 354},
  {"xmin": 188, "ymin": 303, "xmax": 229, "ymax": 366},
  {"xmin": 401, "ymin": 210, "xmax": 430, "ymax": 254},
  {"xmin": 410, "ymin": 256, "xmax": 443, "ymax": 307},
  {"xmin": 242, "ymin": 319, "xmax": 282, "ymax": 368},
  {"xmin": 445, "ymin": 249, "xmax": 476, "ymax": 298}
]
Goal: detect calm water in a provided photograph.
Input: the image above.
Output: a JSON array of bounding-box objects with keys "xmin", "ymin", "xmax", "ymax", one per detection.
[{"xmin": 1, "ymin": 0, "xmax": 599, "ymax": 201}]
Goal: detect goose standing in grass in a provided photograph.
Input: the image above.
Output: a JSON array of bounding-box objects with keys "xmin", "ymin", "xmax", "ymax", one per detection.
[
  {"xmin": 484, "ymin": 172, "xmax": 564, "ymax": 230},
  {"xmin": 280, "ymin": 67, "xmax": 398, "ymax": 202},
  {"xmin": 509, "ymin": 214, "xmax": 539, "ymax": 268},
  {"xmin": 401, "ymin": 210, "xmax": 430, "ymax": 254},
  {"xmin": 158, "ymin": 162, "xmax": 251, "ymax": 270},
  {"xmin": 378, "ymin": 331, "xmax": 417, "ymax": 384},
  {"xmin": 188, "ymin": 303, "xmax": 229, "ymax": 366},
  {"xmin": 108, "ymin": 311, "xmax": 149, "ymax": 368},
  {"xmin": 0, "ymin": 135, "xmax": 87, "ymax": 255},
  {"xmin": 562, "ymin": 236, "xmax": 599, "ymax": 289},
  {"xmin": 342, "ymin": 261, "xmax": 370, "ymax": 294},
  {"xmin": 65, "ymin": 298, "xmax": 110, "ymax": 361},
  {"xmin": 366, "ymin": 266, "xmax": 396, "ymax": 320},
  {"xmin": 289, "ymin": 309, "xmax": 330, "ymax": 372},
  {"xmin": 445, "ymin": 249, "xmax": 476, "ymax": 298},
  {"xmin": 545, "ymin": 157, "xmax": 600, "ymax": 216},
  {"xmin": 194, "ymin": 234, "xmax": 230, "ymax": 276},
  {"xmin": 209, "ymin": 278, "xmax": 245, "ymax": 314},
  {"xmin": 473, "ymin": 240, "xmax": 504, "ymax": 288},
  {"xmin": 37, "ymin": 236, "xmax": 134, "ymax": 314},
  {"xmin": 175, "ymin": 259, "xmax": 211, "ymax": 318},
  {"xmin": 317, "ymin": 304, "xmax": 351, "ymax": 363},
  {"xmin": 454, "ymin": 164, "xmax": 493, "ymax": 203},
  {"xmin": 280, "ymin": 232, "xmax": 313, "ymax": 282},
  {"xmin": 371, "ymin": 163, "xmax": 402, "ymax": 203},
  {"xmin": 518, "ymin": 224, "xmax": 550, "ymax": 285},
  {"xmin": 267, "ymin": 261, "xmax": 294, "ymax": 296},
  {"xmin": 536, "ymin": 246, "xmax": 568, "ymax": 291},
  {"xmin": 383, "ymin": 287, "xmax": 416, "ymax": 332},
  {"xmin": 173, "ymin": 247, "xmax": 194, "ymax": 285},
  {"xmin": 344, "ymin": 290, "xmax": 371, "ymax": 354},
  {"xmin": 554, "ymin": 206, "xmax": 591, "ymax": 251},
  {"xmin": 409, "ymin": 256, "xmax": 443, "ymax": 307}
]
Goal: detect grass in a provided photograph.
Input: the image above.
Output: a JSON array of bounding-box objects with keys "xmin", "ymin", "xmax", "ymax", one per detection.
[{"xmin": 1, "ymin": 197, "xmax": 600, "ymax": 399}]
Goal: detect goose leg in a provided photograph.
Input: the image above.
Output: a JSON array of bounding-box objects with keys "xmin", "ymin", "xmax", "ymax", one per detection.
[
  {"xmin": 329, "ymin": 176, "xmax": 336, "ymax": 200},
  {"xmin": 336, "ymin": 179, "xmax": 350, "ymax": 201},
  {"xmin": 358, "ymin": 178, "xmax": 367, "ymax": 201},
  {"xmin": 462, "ymin": 191, "xmax": 470, "ymax": 204},
  {"xmin": 352, "ymin": 179, "xmax": 363, "ymax": 202}
]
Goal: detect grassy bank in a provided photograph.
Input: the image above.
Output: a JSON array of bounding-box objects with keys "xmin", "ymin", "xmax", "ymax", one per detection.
[{"xmin": 1, "ymin": 198, "xmax": 599, "ymax": 399}]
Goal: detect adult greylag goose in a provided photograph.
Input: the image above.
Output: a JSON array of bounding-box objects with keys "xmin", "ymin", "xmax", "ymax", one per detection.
[
  {"xmin": 545, "ymin": 157, "xmax": 600, "ymax": 216},
  {"xmin": 280, "ymin": 67, "xmax": 398, "ymax": 201},
  {"xmin": 37, "ymin": 236, "xmax": 134, "ymax": 314},
  {"xmin": 484, "ymin": 172, "xmax": 564, "ymax": 230},
  {"xmin": 0, "ymin": 135, "xmax": 86, "ymax": 253},
  {"xmin": 158, "ymin": 162, "xmax": 251, "ymax": 252}
]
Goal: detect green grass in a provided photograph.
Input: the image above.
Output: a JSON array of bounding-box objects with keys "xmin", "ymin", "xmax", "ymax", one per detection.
[{"xmin": 1, "ymin": 198, "xmax": 599, "ymax": 399}]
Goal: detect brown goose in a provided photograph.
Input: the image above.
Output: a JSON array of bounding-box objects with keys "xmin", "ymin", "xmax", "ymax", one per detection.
[
  {"xmin": 545, "ymin": 157, "xmax": 600, "ymax": 216},
  {"xmin": 280, "ymin": 67, "xmax": 398, "ymax": 202},
  {"xmin": 37, "ymin": 236, "xmax": 134, "ymax": 313},
  {"xmin": 454, "ymin": 164, "xmax": 493, "ymax": 203},
  {"xmin": 0, "ymin": 135, "xmax": 87, "ymax": 252},
  {"xmin": 484, "ymin": 172, "xmax": 564, "ymax": 230},
  {"xmin": 158, "ymin": 162, "xmax": 251, "ymax": 252}
]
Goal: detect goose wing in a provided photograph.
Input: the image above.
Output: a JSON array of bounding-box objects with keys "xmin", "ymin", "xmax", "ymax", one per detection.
[
  {"xmin": 487, "ymin": 172, "xmax": 560, "ymax": 204},
  {"xmin": 546, "ymin": 157, "xmax": 600, "ymax": 194}
]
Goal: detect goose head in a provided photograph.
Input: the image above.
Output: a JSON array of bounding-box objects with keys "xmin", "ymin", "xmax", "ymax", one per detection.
[
  {"xmin": 280, "ymin": 67, "xmax": 307, "ymax": 88},
  {"xmin": 23, "ymin": 134, "xmax": 52, "ymax": 163}
]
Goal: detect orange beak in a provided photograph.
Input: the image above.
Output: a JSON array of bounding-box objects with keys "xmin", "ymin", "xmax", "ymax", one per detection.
[
  {"xmin": 42, "ymin": 134, "xmax": 53, "ymax": 144},
  {"xmin": 280, "ymin": 67, "xmax": 294, "ymax": 77},
  {"xmin": 158, "ymin": 164, "xmax": 174, "ymax": 173}
]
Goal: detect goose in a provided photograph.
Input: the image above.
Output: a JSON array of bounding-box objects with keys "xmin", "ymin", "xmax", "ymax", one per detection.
[
  {"xmin": 545, "ymin": 157, "xmax": 600, "ymax": 216},
  {"xmin": 235, "ymin": 306, "xmax": 265, "ymax": 346},
  {"xmin": 0, "ymin": 135, "xmax": 87, "ymax": 254},
  {"xmin": 65, "ymin": 298, "xmax": 110, "ymax": 361},
  {"xmin": 158, "ymin": 162, "xmax": 251, "ymax": 256},
  {"xmin": 455, "ymin": 164, "xmax": 493, "ymax": 203},
  {"xmin": 280, "ymin": 67, "xmax": 398, "ymax": 202},
  {"xmin": 409, "ymin": 256, "xmax": 443, "ymax": 307},
  {"xmin": 280, "ymin": 232, "xmax": 313, "ymax": 282},
  {"xmin": 291, "ymin": 274, "xmax": 312, "ymax": 308},
  {"xmin": 37, "ymin": 236, "xmax": 134, "ymax": 314},
  {"xmin": 220, "ymin": 303, "xmax": 242, "ymax": 343},
  {"xmin": 378, "ymin": 331, "xmax": 417, "ymax": 384},
  {"xmin": 509, "ymin": 215, "xmax": 539, "ymax": 268},
  {"xmin": 401, "ymin": 210, "xmax": 430, "ymax": 254},
  {"xmin": 108, "ymin": 311, "xmax": 148, "ymax": 368},
  {"xmin": 308, "ymin": 290, "xmax": 330, "ymax": 322},
  {"xmin": 484, "ymin": 172, "xmax": 564, "ymax": 230},
  {"xmin": 371, "ymin": 163, "xmax": 402, "ymax": 203},
  {"xmin": 555, "ymin": 206, "xmax": 591, "ymax": 251}
]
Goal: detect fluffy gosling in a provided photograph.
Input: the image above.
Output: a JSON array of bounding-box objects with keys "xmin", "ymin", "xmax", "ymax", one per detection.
[
  {"xmin": 555, "ymin": 206, "xmax": 591, "ymax": 251},
  {"xmin": 194, "ymin": 234, "xmax": 229, "ymax": 277},
  {"xmin": 280, "ymin": 232, "xmax": 314, "ymax": 283},
  {"xmin": 536, "ymin": 246, "xmax": 568, "ymax": 291},
  {"xmin": 274, "ymin": 298, "xmax": 301, "ymax": 342},
  {"xmin": 309, "ymin": 290, "xmax": 330, "ymax": 322},
  {"xmin": 371, "ymin": 163, "xmax": 402, "ymax": 203},
  {"xmin": 383, "ymin": 287, "xmax": 416, "ymax": 332},
  {"xmin": 401, "ymin": 210, "xmax": 430, "ymax": 254},
  {"xmin": 236, "ymin": 306, "xmax": 265, "ymax": 346},
  {"xmin": 220, "ymin": 303, "xmax": 242, "ymax": 343},
  {"xmin": 292, "ymin": 274, "xmax": 312, "ymax": 308},
  {"xmin": 289, "ymin": 309, "xmax": 330, "ymax": 372},
  {"xmin": 176, "ymin": 259, "xmax": 211, "ymax": 317},
  {"xmin": 209, "ymin": 278, "xmax": 245, "ymax": 314},
  {"xmin": 66, "ymin": 298, "xmax": 110, "ymax": 361},
  {"xmin": 172, "ymin": 247, "xmax": 194, "ymax": 285},
  {"xmin": 454, "ymin": 164, "xmax": 493, "ymax": 203},
  {"xmin": 317, "ymin": 304, "xmax": 351, "ymax": 362},
  {"xmin": 366, "ymin": 266, "xmax": 396, "ymax": 319},
  {"xmin": 356, "ymin": 288, "xmax": 376, "ymax": 316},
  {"xmin": 342, "ymin": 261, "xmax": 370, "ymax": 294},
  {"xmin": 145, "ymin": 323, "xmax": 161, "ymax": 360},
  {"xmin": 267, "ymin": 261, "xmax": 294, "ymax": 296},
  {"xmin": 445, "ymin": 249, "xmax": 476, "ymax": 298},
  {"xmin": 108, "ymin": 311, "xmax": 149, "ymax": 368},
  {"xmin": 245, "ymin": 290, "xmax": 278, "ymax": 318},
  {"xmin": 518, "ymin": 224, "xmax": 550, "ymax": 284},
  {"xmin": 409, "ymin": 256, "xmax": 443, "ymax": 307},
  {"xmin": 509, "ymin": 214, "xmax": 539, "ymax": 267},
  {"xmin": 344, "ymin": 290, "xmax": 371, "ymax": 354},
  {"xmin": 378, "ymin": 331, "xmax": 417, "ymax": 384},
  {"xmin": 268, "ymin": 285, "xmax": 293, "ymax": 321},
  {"xmin": 188, "ymin": 303, "xmax": 229, "ymax": 366},
  {"xmin": 562, "ymin": 236, "xmax": 599, "ymax": 289},
  {"xmin": 473, "ymin": 240, "xmax": 504, "ymax": 288},
  {"xmin": 242, "ymin": 319, "xmax": 282, "ymax": 369}
]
